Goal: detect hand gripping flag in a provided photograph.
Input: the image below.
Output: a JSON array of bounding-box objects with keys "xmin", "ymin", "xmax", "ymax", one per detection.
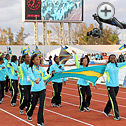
[
  {"xmin": 59, "ymin": 46, "xmax": 73, "ymax": 64},
  {"xmin": 46, "ymin": 65, "xmax": 106, "ymax": 85}
]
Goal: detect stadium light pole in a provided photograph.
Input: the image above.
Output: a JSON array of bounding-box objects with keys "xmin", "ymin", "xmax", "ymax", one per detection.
[
  {"xmin": 42, "ymin": 14, "xmax": 45, "ymax": 59},
  {"xmin": 49, "ymin": 11, "xmax": 51, "ymax": 56},
  {"xmin": 34, "ymin": 16, "xmax": 38, "ymax": 46}
]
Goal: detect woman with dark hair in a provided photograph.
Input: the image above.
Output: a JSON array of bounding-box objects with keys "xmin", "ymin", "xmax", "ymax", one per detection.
[
  {"xmin": 7, "ymin": 55, "xmax": 18, "ymax": 106},
  {"xmin": 72, "ymin": 50, "xmax": 92, "ymax": 112},
  {"xmin": 4, "ymin": 54, "xmax": 10, "ymax": 93},
  {"xmin": 49, "ymin": 55, "xmax": 66, "ymax": 107},
  {"xmin": 26, "ymin": 54, "xmax": 52, "ymax": 126},
  {"xmin": 103, "ymin": 54, "xmax": 126, "ymax": 120},
  {"xmin": 85, "ymin": 55, "xmax": 90, "ymax": 64},
  {"xmin": 18, "ymin": 54, "xmax": 31, "ymax": 115},
  {"xmin": 0, "ymin": 57, "xmax": 7, "ymax": 104}
]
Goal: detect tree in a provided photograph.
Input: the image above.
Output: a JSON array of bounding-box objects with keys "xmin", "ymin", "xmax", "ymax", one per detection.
[
  {"xmin": 0, "ymin": 29, "xmax": 7, "ymax": 45},
  {"xmin": 47, "ymin": 30, "xmax": 52, "ymax": 45},
  {"xmin": 0, "ymin": 27, "xmax": 30, "ymax": 45},
  {"xmin": 7, "ymin": 27, "xmax": 14, "ymax": 45},
  {"xmin": 38, "ymin": 42, "xmax": 43, "ymax": 45},
  {"xmin": 50, "ymin": 41, "xmax": 59, "ymax": 45},
  {"xmin": 73, "ymin": 22, "xmax": 120, "ymax": 45}
]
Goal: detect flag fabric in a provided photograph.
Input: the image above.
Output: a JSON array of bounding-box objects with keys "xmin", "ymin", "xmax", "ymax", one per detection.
[
  {"xmin": 119, "ymin": 44, "xmax": 126, "ymax": 50},
  {"xmin": 21, "ymin": 47, "xmax": 28, "ymax": 55},
  {"xmin": 31, "ymin": 50, "xmax": 35, "ymax": 55},
  {"xmin": 35, "ymin": 45, "xmax": 41, "ymax": 55},
  {"xmin": 7, "ymin": 47, "xmax": 12, "ymax": 55},
  {"xmin": 59, "ymin": 46, "xmax": 73, "ymax": 64},
  {"xmin": 46, "ymin": 65, "xmax": 106, "ymax": 85}
]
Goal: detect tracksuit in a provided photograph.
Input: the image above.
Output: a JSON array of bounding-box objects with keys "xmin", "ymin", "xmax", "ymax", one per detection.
[
  {"xmin": 27, "ymin": 65, "xmax": 50, "ymax": 124},
  {"xmin": 7, "ymin": 62, "xmax": 18, "ymax": 104},
  {"xmin": 49, "ymin": 63, "xmax": 66, "ymax": 105},
  {"xmin": 104, "ymin": 62, "xmax": 126, "ymax": 118},
  {"xmin": 0, "ymin": 64, "xmax": 7, "ymax": 102},
  {"xmin": 18, "ymin": 62, "xmax": 31, "ymax": 111},
  {"xmin": 75, "ymin": 54, "xmax": 92, "ymax": 111},
  {"xmin": 4, "ymin": 58, "xmax": 10, "ymax": 93}
]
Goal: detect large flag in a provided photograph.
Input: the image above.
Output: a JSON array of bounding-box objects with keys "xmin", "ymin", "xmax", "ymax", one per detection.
[
  {"xmin": 46, "ymin": 65, "xmax": 106, "ymax": 85},
  {"xmin": 7, "ymin": 47, "xmax": 12, "ymax": 55},
  {"xmin": 35, "ymin": 45, "xmax": 41, "ymax": 55},
  {"xmin": 119, "ymin": 44, "xmax": 126, "ymax": 50},
  {"xmin": 59, "ymin": 46, "xmax": 73, "ymax": 64}
]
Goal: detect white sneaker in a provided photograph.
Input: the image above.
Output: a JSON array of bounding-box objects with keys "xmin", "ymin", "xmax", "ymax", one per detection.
[
  {"xmin": 11, "ymin": 103, "xmax": 16, "ymax": 107},
  {"xmin": 52, "ymin": 103, "xmax": 56, "ymax": 107},
  {"xmin": 0, "ymin": 100, "xmax": 2, "ymax": 104},
  {"xmin": 2, "ymin": 98, "xmax": 4, "ymax": 101},
  {"xmin": 20, "ymin": 109, "xmax": 24, "ymax": 115},
  {"xmin": 84, "ymin": 107, "xmax": 90, "ymax": 111},
  {"xmin": 56, "ymin": 104, "xmax": 62, "ymax": 107},
  {"xmin": 103, "ymin": 111, "xmax": 111, "ymax": 117},
  {"xmin": 37, "ymin": 123, "xmax": 45, "ymax": 126},
  {"xmin": 28, "ymin": 116, "xmax": 32, "ymax": 121}
]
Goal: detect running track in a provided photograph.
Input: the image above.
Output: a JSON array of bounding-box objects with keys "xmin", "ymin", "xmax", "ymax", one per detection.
[{"xmin": 0, "ymin": 80, "xmax": 126, "ymax": 126}]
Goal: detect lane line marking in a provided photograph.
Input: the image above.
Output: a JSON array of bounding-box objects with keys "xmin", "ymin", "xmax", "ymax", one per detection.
[
  {"xmin": 46, "ymin": 96, "xmax": 126, "ymax": 120},
  {"xmin": 47, "ymin": 89, "xmax": 126, "ymax": 108},
  {"xmin": 0, "ymin": 108, "xmax": 35, "ymax": 126},
  {"xmin": 48, "ymin": 84, "xmax": 126, "ymax": 100},
  {"xmin": 4, "ymin": 95, "xmax": 94, "ymax": 126}
]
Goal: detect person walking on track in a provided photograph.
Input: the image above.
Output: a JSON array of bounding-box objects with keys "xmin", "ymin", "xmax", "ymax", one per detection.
[
  {"xmin": 103, "ymin": 54, "xmax": 126, "ymax": 120},
  {"xmin": 7, "ymin": 55, "xmax": 18, "ymax": 107},
  {"xmin": 72, "ymin": 50, "xmax": 92, "ymax": 112},
  {"xmin": 49, "ymin": 55, "xmax": 66, "ymax": 107},
  {"xmin": 27, "ymin": 54, "xmax": 52, "ymax": 126},
  {"xmin": 18, "ymin": 54, "xmax": 31, "ymax": 115}
]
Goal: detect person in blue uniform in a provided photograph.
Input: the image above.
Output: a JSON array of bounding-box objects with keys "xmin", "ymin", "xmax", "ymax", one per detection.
[
  {"xmin": 0, "ymin": 57, "xmax": 7, "ymax": 104},
  {"xmin": 26, "ymin": 54, "xmax": 52, "ymax": 126},
  {"xmin": 46, "ymin": 55, "xmax": 52, "ymax": 74},
  {"xmin": 103, "ymin": 54, "xmax": 126, "ymax": 120},
  {"xmin": 18, "ymin": 54, "xmax": 31, "ymax": 115},
  {"xmin": 7, "ymin": 55, "xmax": 18, "ymax": 106},
  {"xmin": 72, "ymin": 50, "xmax": 92, "ymax": 112},
  {"xmin": 49, "ymin": 55, "xmax": 66, "ymax": 107},
  {"xmin": 4, "ymin": 54, "xmax": 10, "ymax": 93}
]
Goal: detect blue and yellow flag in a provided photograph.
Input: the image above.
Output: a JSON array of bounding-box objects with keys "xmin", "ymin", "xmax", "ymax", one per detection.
[
  {"xmin": 46, "ymin": 65, "xmax": 106, "ymax": 85},
  {"xmin": 31, "ymin": 50, "xmax": 35, "ymax": 55},
  {"xmin": 7, "ymin": 47, "xmax": 12, "ymax": 55},
  {"xmin": 21, "ymin": 47, "xmax": 28, "ymax": 55},
  {"xmin": 119, "ymin": 44, "xmax": 126, "ymax": 50},
  {"xmin": 35, "ymin": 45, "xmax": 41, "ymax": 55},
  {"xmin": 59, "ymin": 46, "xmax": 73, "ymax": 64}
]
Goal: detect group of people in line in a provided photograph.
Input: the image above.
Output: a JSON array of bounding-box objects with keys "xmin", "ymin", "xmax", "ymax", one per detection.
[{"xmin": 0, "ymin": 49, "xmax": 125, "ymax": 125}]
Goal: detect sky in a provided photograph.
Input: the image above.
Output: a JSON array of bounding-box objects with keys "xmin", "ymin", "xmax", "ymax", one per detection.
[{"xmin": 0, "ymin": 0, "xmax": 126, "ymax": 45}]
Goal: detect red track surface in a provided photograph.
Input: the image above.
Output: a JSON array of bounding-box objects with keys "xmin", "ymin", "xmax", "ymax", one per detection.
[{"xmin": 0, "ymin": 80, "xmax": 126, "ymax": 126}]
